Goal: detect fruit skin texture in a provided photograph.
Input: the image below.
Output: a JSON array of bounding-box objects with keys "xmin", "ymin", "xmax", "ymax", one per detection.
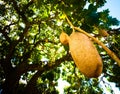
[
  {"xmin": 59, "ymin": 32, "xmax": 69, "ymax": 45},
  {"xmin": 69, "ymin": 32, "xmax": 103, "ymax": 78},
  {"xmin": 59, "ymin": 31, "xmax": 103, "ymax": 78}
]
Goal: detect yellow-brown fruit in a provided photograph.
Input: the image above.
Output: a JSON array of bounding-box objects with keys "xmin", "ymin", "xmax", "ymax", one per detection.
[
  {"xmin": 69, "ymin": 32, "xmax": 103, "ymax": 78},
  {"xmin": 59, "ymin": 32, "xmax": 69, "ymax": 45}
]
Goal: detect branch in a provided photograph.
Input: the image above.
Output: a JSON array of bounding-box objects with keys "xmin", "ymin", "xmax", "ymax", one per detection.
[
  {"xmin": 27, "ymin": 53, "xmax": 71, "ymax": 72},
  {"xmin": 24, "ymin": 70, "xmax": 43, "ymax": 94},
  {"xmin": 64, "ymin": 13, "xmax": 75, "ymax": 32},
  {"xmin": 22, "ymin": 0, "xmax": 34, "ymax": 12},
  {"xmin": 65, "ymin": 14, "xmax": 120, "ymax": 66},
  {"xmin": 15, "ymin": 38, "xmax": 60, "ymax": 78},
  {"xmin": 15, "ymin": 52, "xmax": 72, "ymax": 80},
  {"xmin": 0, "ymin": 28, "xmax": 11, "ymax": 43},
  {"xmin": 33, "ymin": 39, "xmax": 58, "ymax": 48},
  {"xmin": 0, "ymin": 22, "xmax": 19, "ymax": 43},
  {"xmin": 74, "ymin": 27, "xmax": 120, "ymax": 66},
  {"xmin": 11, "ymin": 0, "xmax": 28, "ymax": 22},
  {"xmin": 24, "ymin": 53, "xmax": 71, "ymax": 93},
  {"xmin": 17, "ymin": 24, "xmax": 30, "ymax": 43},
  {"xmin": 4, "ymin": 0, "xmax": 31, "ymax": 60}
]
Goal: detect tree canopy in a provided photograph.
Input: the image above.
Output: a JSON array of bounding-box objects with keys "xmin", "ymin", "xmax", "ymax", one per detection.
[{"xmin": 0, "ymin": 0, "xmax": 120, "ymax": 94}]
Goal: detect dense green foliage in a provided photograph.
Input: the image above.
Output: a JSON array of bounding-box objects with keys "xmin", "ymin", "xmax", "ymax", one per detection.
[{"xmin": 0, "ymin": 0, "xmax": 120, "ymax": 94}]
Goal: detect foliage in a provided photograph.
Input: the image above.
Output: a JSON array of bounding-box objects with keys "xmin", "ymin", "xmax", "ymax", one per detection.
[{"xmin": 0, "ymin": 0, "xmax": 120, "ymax": 94}]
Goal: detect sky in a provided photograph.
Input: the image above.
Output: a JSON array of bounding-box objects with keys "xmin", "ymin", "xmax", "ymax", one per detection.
[{"xmin": 100, "ymin": 0, "xmax": 120, "ymax": 22}]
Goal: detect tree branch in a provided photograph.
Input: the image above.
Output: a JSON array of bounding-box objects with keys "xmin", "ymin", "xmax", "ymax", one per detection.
[
  {"xmin": 24, "ymin": 70, "xmax": 43, "ymax": 94},
  {"xmin": 64, "ymin": 13, "xmax": 75, "ymax": 32},
  {"xmin": 10, "ymin": 0, "xmax": 28, "ymax": 22},
  {"xmin": 0, "ymin": 29, "xmax": 11, "ymax": 43},
  {"xmin": 24, "ymin": 53, "xmax": 71, "ymax": 93},
  {"xmin": 18, "ymin": 53, "xmax": 71, "ymax": 74},
  {"xmin": 74, "ymin": 27, "xmax": 120, "ymax": 66},
  {"xmin": 64, "ymin": 13, "xmax": 120, "ymax": 66},
  {"xmin": 0, "ymin": 23, "xmax": 14, "ymax": 43},
  {"xmin": 22, "ymin": 0, "xmax": 34, "ymax": 12},
  {"xmin": 4, "ymin": 0, "xmax": 31, "ymax": 63}
]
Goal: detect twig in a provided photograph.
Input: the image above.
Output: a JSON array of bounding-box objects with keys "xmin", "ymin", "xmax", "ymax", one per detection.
[
  {"xmin": 64, "ymin": 13, "xmax": 75, "ymax": 32},
  {"xmin": 74, "ymin": 27, "xmax": 120, "ymax": 66},
  {"xmin": 64, "ymin": 13, "xmax": 120, "ymax": 66}
]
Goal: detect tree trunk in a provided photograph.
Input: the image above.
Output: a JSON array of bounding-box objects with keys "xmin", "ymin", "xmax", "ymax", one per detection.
[{"xmin": 2, "ymin": 72, "xmax": 20, "ymax": 94}]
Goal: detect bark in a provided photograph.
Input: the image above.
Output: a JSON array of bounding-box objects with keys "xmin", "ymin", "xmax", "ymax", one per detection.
[
  {"xmin": 1, "ymin": 64, "xmax": 20, "ymax": 94},
  {"xmin": 24, "ymin": 71, "xmax": 44, "ymax": 94},
  {"xmin": 2, "ymin": 74, "xmax": 20, "ymax": 94}
]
